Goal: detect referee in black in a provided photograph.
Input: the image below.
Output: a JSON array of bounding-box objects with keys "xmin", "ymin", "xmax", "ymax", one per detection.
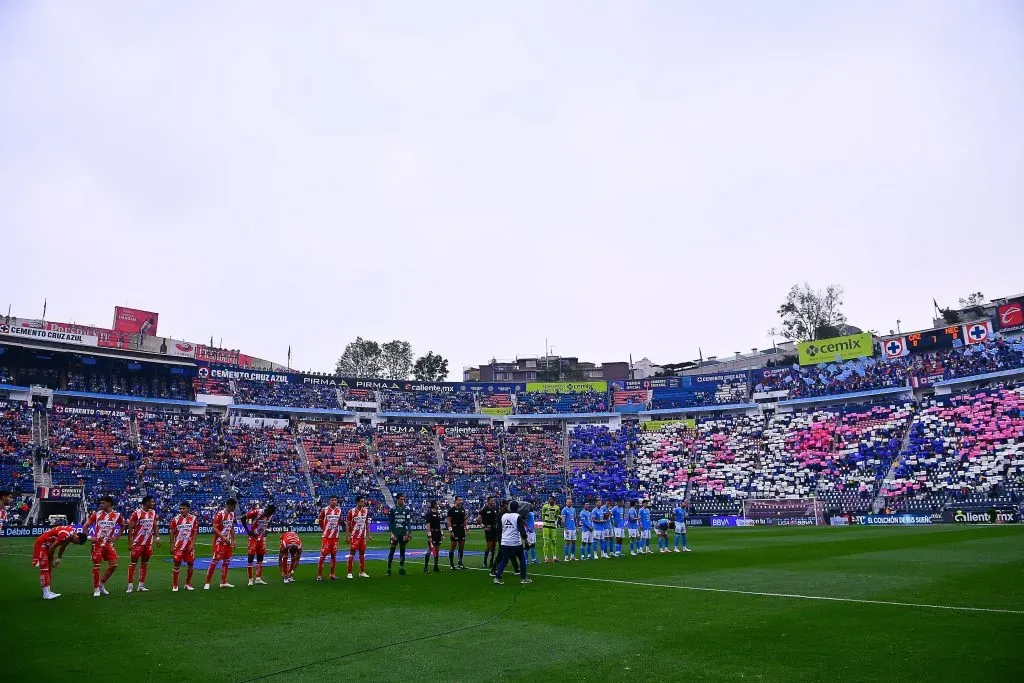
[
  {"xmin": 477, "ymin": 496, "xmax": 499, "ymax": 568},
  {"xmin": 446, "ymin": 496, "xmax": 468, "ymax": 570}
]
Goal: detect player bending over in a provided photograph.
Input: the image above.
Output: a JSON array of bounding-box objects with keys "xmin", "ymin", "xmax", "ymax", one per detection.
[
  {"xmin": 126, "ymin": 495, "xmax": 160, "ymax": 593},
  {"xmin": 423, "ymin": 500, "xmax": 443, "ymax": 573},
  {"xmin": 673, "ymin": 501, "xmax": 692, "ymax": 552},
  {"xmin": 85, "ymin": 496, "xmax": 125, "ymax": 597},
  {"xmin": 169, "ymin": 502, "xmax": 199, "ymax": 592},
  {"xmin": 279, "ymin": 531, "xmax": 303, "ymax": 583},
  {"xmin": 33, "ymin": 525, "xmax": 87, "ymax": 600},
  {"xmin": 205, "ymin": 497, "xmax": 238, "ymax": 589},
  {"xmin": 346, "ymin": 495, "xmax": 371, "ymax": 579},
  {"xmin": 317, "ymin": 495, "xmax": 344, "ymax": 581},
  {"xmin": 387, "ymin": 493, "xmax": 412, "ymax": 576},
  {"xmin": 242, "ymin": 503, "xmax": 276, "ymax": 586},
  {"xmin": 655, "ymin": 517, "xmax": 672, "ymax": 552}
]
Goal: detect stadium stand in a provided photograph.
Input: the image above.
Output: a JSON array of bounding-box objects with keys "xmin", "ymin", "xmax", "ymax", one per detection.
[
  {"xmin": 439, "ymin": 427, "xmax": 503, "ymax": 511},
  {"xmin": 567, "ymin": 424, "xmax": 639, "ymax": 501},
  {"xmin": 379, "ymin": 390, "xmax": 476, "ymax": 414},
  {"xmin": 232, "ymin": 380, "xmax": 339, "ymax": 409},
  {"xmin": 504, "ymin": 425, "xmax": 566, "ymax": 500},
  {"xmin": 882, "ymin": 387, "xmax": 1024, "ymax": 511},
  {"xmin": 375, "ymin": 429, "xmax": 446, "ymax": 515},
  {"xmin": 138, "ymin": 414, "xmax": 226, "ymax": 520},
  {"xmin": 515, "ymin": 390, "xmax": 607, "ymax": 414},
  {"xmin": 223, "ymin": 424, "xmax": 314, "ymax": 525},
  {"xmin": 47, "ymin": 412, "xmax": 139, "ymax": 511},
  {"xmin": 0, "ymin": 402, "xmax": 33, "ymax": 494},
  {"xmin": 302, "ymin": 424, "xmax": 383, "ymax": 517}
]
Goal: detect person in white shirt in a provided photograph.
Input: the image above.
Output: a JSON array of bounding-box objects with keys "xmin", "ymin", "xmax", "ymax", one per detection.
[{"xmin": 493, "ymin": 501, "xmax": 532, "ymax": 586}]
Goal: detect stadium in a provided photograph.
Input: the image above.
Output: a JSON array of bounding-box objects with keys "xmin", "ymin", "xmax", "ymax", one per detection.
[
  {"xmin": 1, "ymin": 296, "xmax": 1023, "ymax": 681},
  {"xmin": 3, "ymin": 3, "xmax": 1023, "ymax": 681}
]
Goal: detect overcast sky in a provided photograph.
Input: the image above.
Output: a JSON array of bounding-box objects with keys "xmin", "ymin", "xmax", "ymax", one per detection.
[{"xmin": 2, "ymin": 2, "xmax": 1022, "ymax": 378}]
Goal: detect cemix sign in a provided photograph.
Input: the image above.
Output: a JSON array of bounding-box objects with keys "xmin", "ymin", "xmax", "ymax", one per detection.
[{"xmin": 797, "ymin": 332, "xmax": 874, "ymax": 366}]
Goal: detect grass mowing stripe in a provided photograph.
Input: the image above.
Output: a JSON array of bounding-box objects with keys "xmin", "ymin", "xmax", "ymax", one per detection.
[
  {"xmin": 236, "ymin": 585, "xmax": 525, "ymax": 682},
  {"xmin": 488, "ymin": 569, "xmax": 1024, "ymax": 615}
]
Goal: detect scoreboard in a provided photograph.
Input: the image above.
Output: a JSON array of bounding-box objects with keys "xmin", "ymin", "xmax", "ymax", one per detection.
[{"xmin": 905, "ymin": 326, "xmax": 963, "ymax": 352}]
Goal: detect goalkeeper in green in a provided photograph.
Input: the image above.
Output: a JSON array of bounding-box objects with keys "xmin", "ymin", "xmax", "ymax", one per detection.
[{"xmin": 540, "ymin": 496, "xmax": 561, "ymax": 563}]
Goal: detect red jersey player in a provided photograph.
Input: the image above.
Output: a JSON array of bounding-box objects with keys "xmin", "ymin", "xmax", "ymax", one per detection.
[
  {"xmin": 32, "ymin": 524, "xmax": 87, "ymax": 600},
  {"xmin": 317, "ymin": 495, "xmax": 344, "ymax": 581},
  {"xmin": 204, "ymin": 497, "xmax": 238, "ymax": 590},
  {"xmin": 169, "ymin": 501, "xmax": 199, "ymax": 592},
  {"xmin": 346, "ymin": 495, "xmax": 372, "ymax": 579},
  {"xmin": 85, "ymin": 496, "xmax": 125, "ymax": 597},
  {"xmin": 125, "ymin": 495, "xmax": 160, "ymax": 593},
  {"xmin": 279, "ymin": 530, "xmax": 303, "ymax": 583},
  {"xmin": 242, "ymin": 503, "xmax": 276, "ymax": 586}
]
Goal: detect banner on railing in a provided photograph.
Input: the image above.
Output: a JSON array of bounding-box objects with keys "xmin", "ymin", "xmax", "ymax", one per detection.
[
  {"xmin": 525, "ymin": 381, "xmax": 608, "ymax": 394},
  {"xmin": 640, "ymin": 418, "xmax": 696, "ymax": 431},
  {"xmin": 481, "ymin": 407, "xmax": 513, "ymax": 415},
  {"xmin": 196, "ymin": 346, "xmax": 240, "ymax": 365},
  {"xmin": 0, "ymin": 323, "xmax": 99, "ymax": 348},
  {"xmin": 37, "ymin": 486, "xmax": 84, "ymax": 500}
]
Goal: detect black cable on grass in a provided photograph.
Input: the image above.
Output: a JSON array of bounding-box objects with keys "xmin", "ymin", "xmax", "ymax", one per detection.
[{"xmin": 236, "ymin": 586, "xmax": 525, "ymax": 682}]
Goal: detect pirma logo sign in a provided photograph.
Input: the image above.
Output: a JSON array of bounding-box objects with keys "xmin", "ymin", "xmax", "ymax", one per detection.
[{"xmin": 797, "ymin": 332, "xmax": 874, "ymax": 366}]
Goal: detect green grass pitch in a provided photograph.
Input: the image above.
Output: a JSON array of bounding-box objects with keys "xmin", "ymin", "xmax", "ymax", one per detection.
[{"xmin": 1, "ymin": 525, "xmax": 1022, "ymax": 682}]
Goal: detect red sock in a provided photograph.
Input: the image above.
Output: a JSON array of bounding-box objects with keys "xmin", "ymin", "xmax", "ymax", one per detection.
[
  {"xmin": 92, "ymin": 567, "xmax": 100, "ymax": 589},
  {"xmin": 317, "ymin": 556, "xmax": 325, "ymax": 577},
  {"xmin": 359, "ymin": 552, "xmax": 365, "ymax": 573},
  {"xmin": 140, "ymin": 564, "xmax": 148, "ymax": 584},
  {"xmin": 101, "ymin": 566, "xmax": 116, "ymax": 585},
  {"xmin": 347, "ymin": 554, "xmax": 354, "ymax": 573},
  {"xmin": 205, "ymin": 565, "xmax": 216, "ymax": 585},
  {"xmin": 221, "ymin": 565, "xmax": 229, "ymax": 584},
  {"xmin": 186, "ymin": 566, "xmax": 194, "ymax": 585},
  {"xmin": 172, "ymin": 567, "xmax": 180, "ymax": 589},
  {"xmin": 256, "ymin": 563, "xmax": 263, "ymax": 578},
  {"xmin": 40, "ymin": 570, "xmax": 51, "ymax": 588},
  {"xmin": 329, "ymin": 556, "xmax": 336, "ymax": 575},
  {"xmin": 128, "ymin": 563, "xmax": 137, "ymax": 585},
  {"xmin": 247, "ymin": 564, "xmax": 253, "ymax": 580},
  {"xmin": 290, "ymin": 556, "xmax": 299, "ymax": 574}
]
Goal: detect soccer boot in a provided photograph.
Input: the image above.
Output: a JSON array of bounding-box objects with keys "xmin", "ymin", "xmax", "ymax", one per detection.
[
  {"xmin": 138, "ymin": 585, "xmax": 149, "ymax": 592},
  {"xmin": 254, "ymin": 577, "xmax": 268, "ymax": 585},
  {"xmin": 248, "ymin": 579, "xmax": 255, "ymax": 586},
  {"xmin": 99, "ymin": 584, "xmax": 110, "ymax": 596},
  {"xmin": 386, "ymin": 569, "xmax": 392, "ymax": 576},
  {"xmin": 398, "ymin": 567, "xmax": 407, "ymax": 575},
  {"xmin": 172, "ymin": 586, "xmax": 179, "ymax": 592},
  {"xmin": 184, "ymin": 584, "xmax": 194, "ymax": 591},
  {"xmin": 347, "ymin": 573, "xmax": 354, "ymax": 579},
  {"xmin": 521, "ymin": 578, "xmax": 533, "ymax": 584},
  {"xmin": 359, "ymin": 572, "xmax": 370, "ymax": 578},
  {"xmin": 220, "ymin": 583, "xmax": 235, "ymax": 588},
  {"xmin": 44, "ymin": 591, "xmax": 61, "ymax": 600},
  {"xmin": 93, "ymin": 588, "xmax": 102, "ymax": 597},
  {"xmin": 125, "ymin": 584, "xmax": 134, "ymax": 594}
]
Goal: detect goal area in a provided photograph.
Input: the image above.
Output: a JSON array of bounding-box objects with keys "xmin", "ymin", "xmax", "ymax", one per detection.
[{"xmin": 741, "ymin": 498, "xmax": 825, "ymax": 525}]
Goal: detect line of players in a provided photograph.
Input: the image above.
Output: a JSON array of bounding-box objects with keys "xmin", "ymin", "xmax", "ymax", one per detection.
[
  {"xmin": 480, "ymin": 496, "xmax": 691, "ymax": 565},
  {"xmin": 28, "ymin": 492, "xmax": 689, "ymax": 600}
]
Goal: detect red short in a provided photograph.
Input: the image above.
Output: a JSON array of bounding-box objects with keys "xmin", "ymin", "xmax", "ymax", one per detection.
[
  {"xmin": 348, "ymin": 537, "xmax": 366, "ymax": 553},
  {"xmin": 130, "ymin": 545, "xmax": 153, "ymax": 562},
  {"xmin": 91, "ymin": 544, "xmax": 118, "ymax": 564},
  {"xmin": 32, "ymin": 544, "xmax": 50, "ymax": 570},
  {"xmin": 172, "ymin": 548, "xmax": 196, "ymax": 564},
  {"xmin": 247, "ymin": 538, "xmax": 267, "ymax": 556},
  {"xmin": 320, "ymin": 539, "xmax": 338, "ymax": 555},
  {"xmin": 213, "ymin": 543, "xmax": 234, "ymax": 561}
]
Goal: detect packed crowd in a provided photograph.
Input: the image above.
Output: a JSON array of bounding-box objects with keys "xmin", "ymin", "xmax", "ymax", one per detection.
[
  {"xmin": 379, "ymin": 390, "xmax": 476, "ymax": 414},
  {"xmin": 47, "ymin": 412, "xmax": 140, "ymax": 511},
  {"xmin": 515, "ymin": 390, "xmax": 607, "ymax": 414},
  {"xmin": 375, "ymin": 430, "xmax": 446, "ymax": 514},
  {"xmin": 439, "ymin": 428, "xmax": 503, "ymax": 510},
  {"xmin": 504, "ymin": 426, "xmax": 565, "ymax": 499},
  {"xmin": 0, "ymin": 402, "xmax": 33, "ymax": 496},
  {"xmin": 882, "ymin": 388, "xmax": 1024, "ymax": 511},
  {"xmin": 139, "ymin": 415, "xmax": 226, "ymax": 521},
  {"xmin": 223, "ymin": 424, "xmax": 314, "ymax": 525},
  {"xmin": 65, "ymin": 371, "xmax": 190, "ymax": 400},
  {"xmin": 568, "ymin": 424, "xmax": 640, "ymax": 501},
  {"xmin": 232, "ymin": 380, "xmax": 340, "ymax": 410},
  {"xmin": 302, "ymin": 424, "xmax": 384, "ymax": 519}
]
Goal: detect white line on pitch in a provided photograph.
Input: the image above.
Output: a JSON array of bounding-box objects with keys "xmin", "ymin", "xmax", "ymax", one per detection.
[{"xmin": 478, "ymin": 569, "xmax": 1024, "ymax": 615}]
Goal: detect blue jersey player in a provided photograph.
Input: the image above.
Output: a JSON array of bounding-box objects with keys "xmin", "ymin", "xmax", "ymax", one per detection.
[
  {"xmin": 638, "ymin": 501, "xmax": 652, "ymax": 554},
  {"xmin": 672, "ymin": 501, "xmax": 691, "ymax": 552},
  {"xmin": 526, "ymin": 506, "xmax": 539, "ymax": 563},
  {"xmin": 561, "ymin": 500, "xmax": 578, "ymax": 561},
  {"xmin": 626, "ymin": 501, "xmax": 640, "ymax": 555},
  {"xmin": 655, "ymin": 517, "xmax": 672, "ymax": 552},
  {"xmin": 611, "ymin": 501, "xmax": 625, "ymax": 556},
  {"xmin": 579, "ymin": 502, "xmax": 594, "ymax": 560},
  {"xmin": 593, "ymin": 498, "xmax": 609, "ymax": 559}
]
